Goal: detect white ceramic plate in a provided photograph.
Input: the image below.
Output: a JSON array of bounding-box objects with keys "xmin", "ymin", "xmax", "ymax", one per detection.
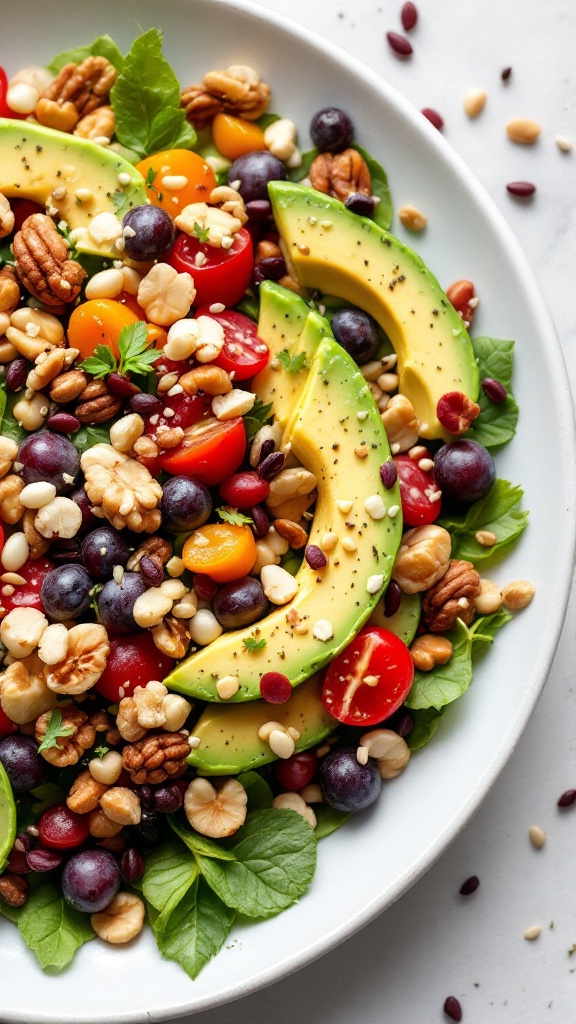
[{"xmin": 1, "ymin": 1, "xmax": 574, "ymax": 1020}]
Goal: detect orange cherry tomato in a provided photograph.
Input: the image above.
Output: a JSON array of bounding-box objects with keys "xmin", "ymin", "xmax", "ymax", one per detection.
[
  {"xmin": 67, "ymin": 299, "xmax": 164, "ymax": 360},
  {"xmin": 212, "ymin": 113, "xmax": 266, "ymax": 160},
  {"xmin": 182, "ymin": 523, "xmax": 257, "ymax": 583},
  {"xmin": 135, "ymin": 150, "xmax": 217, "ymax": 219},
  {"xmin": 116, "ymin": 292, "xmax": 167, "ymax": 349}
]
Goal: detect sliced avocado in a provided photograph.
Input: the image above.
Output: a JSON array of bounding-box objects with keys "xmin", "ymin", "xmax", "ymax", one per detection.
[
  {"xmin": 369, "ymin": 591, "xmax": 421, "ymax": 646},
  {"xmin": 165, "ymin": 334, "xmax": 402, "ymax": 703},
  {"xmin": 0, "ymin": 762, "xmax": 16, "ymax": 874},
  {"xmin": 268, "ymin": 182, "xmax": 479, "ymax": 441},
  {"xmin": 188, "ymin": 673, "xmax": 337, "ymax": 774},
  {"xmin": 0, "ymin": 118, "xmax": 147, "ymax": 256}
]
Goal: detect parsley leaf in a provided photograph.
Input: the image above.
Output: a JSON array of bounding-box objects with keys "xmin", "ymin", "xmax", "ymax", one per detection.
[
  {"xmin": 146, "ymin": 167, "xmax": 158, "ymax": 188},
  {"xmin": 193, "ymin": 222, "xmax": 210, "ymax": 244},
  {"xmin": 243, "ymin": 637, "xmax": 267, "ymax": 652},
  {"xmin": 243, "ymin": 398, "xmax": 273, "ymax": 441},
  {"xmin": 111, "ymin": 28, "xmax": 196, "ymax": 159},
  {"xmin": 217, "ymin": 507, "xmax": 254, "ymax": 527},
  {"xmin": 37, "ymin": 710, "xmax": 75, "ymax": 754},
  {"xmin": 80, "ymin": 321, "xmax": 158, "ymax": 381},
  {"xmin": 277, "ymin": 348, "xmax": 310, "ymax": 373},
  {"xmin": 80, "ymin": 345, "xmax": 116, "ymax": 379}
]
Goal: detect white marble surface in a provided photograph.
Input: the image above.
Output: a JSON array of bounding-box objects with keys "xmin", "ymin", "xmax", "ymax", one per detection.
[{"xmin": 174, "ymin": 0, "xmax": 576, "ymax": 1021}]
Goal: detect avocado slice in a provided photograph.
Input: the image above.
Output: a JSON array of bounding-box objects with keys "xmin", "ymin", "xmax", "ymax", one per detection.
[
  {"xmin": 165, "ymin": 333, "xmax": 402, "ymax": 702},
  {"xmin": 268, "ymin": 182, "xmax": 479, "ymax": 440},
  {"xmin": 0, "ymin": 762, "xmax": 16, "ymax": 874},
  {"xmin": 0, "ymin": 118, "xmax": 147, "ymax": 256},
  {"xmin": 188, "ymin": 673, "xmax": 337, "ymax": 774},
  {"xmin": 369, "ymin": 591, "xmax": 421, "ymax": 646}
]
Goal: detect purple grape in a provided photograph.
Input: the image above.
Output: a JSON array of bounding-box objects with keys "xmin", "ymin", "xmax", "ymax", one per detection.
[
  {"xmin": 344, "ymin": 193, "xmax": 377, "ymax": 217},
  {"xmin": 98, "ymin": 573, "xmax": 146, "ymax": 633},
  {"xmin": 331, "ymin": 308, "xmax": 380, "ymax": 365},
  {"xmin": 153, "ymin": 783, "xmax": 184, "ymax": 814},
  {"xmin": 433, "ymin": 439, "xmax": 496, "ymax": 503},
  {"xmin": 61, "ymin": 849, "xmax": 121, "ymax": 913},
  {"xmin": 71, "ymin": 487, "xmax": 99, "ymax": 533},
  {"xmin": 319, "ymin": 748, "xmax": 381, "ymax": 812},
  {"xmin": 310, "ymin": 107, "xmax": 354, "ymax": 153},
  {"xmin": 0, "ymin": 735, "xmax": 46, "ymax": 794},
  {"xmin": 17, "ymin": 433, "xmax": 79, "ymax": 494},
  {"xmin": 160, "ymin": 476, "xmax": 212, "ymax": 531},
  {"xmin": 228, "ymin": 151, "xmax": 287, "ymax": 203},
  {"xmin": 81, "ymin": 527, "xmax": 130, "ymax": 582},
  {"xmin": 122, "ymin": 205, "xmax": 175, "ymax": 261},
  {"xmin": 40, "ymin": 564, "xmax": 92, "ymax": 622},
  {"xmin": 212, "ymin": 577, "xmax": 268, "ymax": 630},
  {"xmin": 135, "ymin": 810, "xmax": 160, "ymax": 844}
]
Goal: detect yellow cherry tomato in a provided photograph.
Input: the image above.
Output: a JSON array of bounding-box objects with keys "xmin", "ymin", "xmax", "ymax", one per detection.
[
  {"xmin": 212, "ymin": 113, "xmax": 266, "ymax": 160},
  {"xmin": 67, "ymin": 299, "xmax": 163, "ymax": 360},
  {"xmin": 182, "ymin": 523, "xmax": 257, "ymax": 583},
  {"xmin": 135, "ymin": 149, "xmax": 217, "ymax": 218}
]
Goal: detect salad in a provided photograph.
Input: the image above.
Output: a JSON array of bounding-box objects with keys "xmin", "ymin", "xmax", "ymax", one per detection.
[{"xmin": 0, "ymin": 29, "xmax": 532, "ymax": 980}]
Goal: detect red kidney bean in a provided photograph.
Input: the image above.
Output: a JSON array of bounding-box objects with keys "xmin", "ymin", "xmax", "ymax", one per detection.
[
  {"xmin": 396, "ymin": 712, "xmax": 413, "ymax": 737},
  {"xmin": 421, "ymin": 107, "xmax": 444, "ymax": 130},
  {"xmin": 245, "ymin": 199, "xmax": 273, "ymax": 223},
  {"xmin": 26, "ymin": 847, "xmax": 63, "ymax": 872},
  {"xmin": 344, "ymin": 193, "xmax": 377, "ymax": 216},
  {"xmin": 557, "ymin": 789, "xmax": 576, "ymax": 808},
  {"xmin": 121, "ymin": 847, "xmax": 145, "ymax": 884},
  {"xmin": 5, "ymin": 358, "xmax": 27, "ymax": 392},
  {"xmin": 387, "ymin": 31, "xmax": 413, "ymax": 56},
  {"xmin": 193, "ymin": 573, "xmax": 219, "ymax": 602},
  {"xmin": 258, "ymin": 450, "xmax": 285, "ymax": 480},
  {"xmin": 256, "ymin": 438, "xmax": 275, "ymax": 465},
  {"xmin": 130, "ymin": 393, "xmax": 163, "ymax": 416},
  {"xmin": 107, "ymin": 372, "xmax": 140, "ymax": 398},
  {"xmin": 481, "ymin": 378, "xmax": 507, "ymax": 403},
  {"xmin": 401, "ymin": 1, "xmax": 418, "ymax": 30},
  {"xmin": 305, "ymin": 545, "xmax": 327, "ymax": 569},
  {"xmin": 46, "ymin": 411, "xmax": 82, "ymax": 434},
  {"xmin": 443, "ymin": 996, "xmax": 463, "ymax": 1022},
  {"xmin": 459, "ymin": 875, "xmax": 480, "ymax": 895},
  {"xmin": 506, "ymin": 181, "xmax": 536, "ymax": 197},
  {"xmin": 380, "ymin": 460, "xmax": 398, "ymax": 489},
  {"xmin": 140, "ymin": 556, "xmax": 164, "ymax": 587},
  {"xmin": 250, "ymin": 505, "xmax": 270, "ymax": 538},
  {"xmin": 384, "ymin": 580, "xmax": 401, "ymax": 617},
  {"xmin": 501, "ymin": 66, "xmax": 512, "ymax": 80},
  {"xmin": 258, "ymin": 256, "xmax": 286, "ymax": 281}
]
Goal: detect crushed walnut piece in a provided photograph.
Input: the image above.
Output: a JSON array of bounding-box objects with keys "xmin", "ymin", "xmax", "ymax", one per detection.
[
  {"xmin": 181, "ymin": 64, "xmax": 270, "ymax": 128},
  {"xmin": 422, "ymin": 559, "xmax": 481, "ymax": 632},
  {"xmin": 35, "ymin": 56, "xmax": 117, "ymax": 132},
  {"xmin": 35, "ymin": 706, "xmax": 96, "ymax": 767},
  {"xmin": 13, "ymin": 214, "xmax": 86, "ymax": 306},
  {"xmin": 81, "ymin": 443, "xmax": 162, "ymax": 533}
]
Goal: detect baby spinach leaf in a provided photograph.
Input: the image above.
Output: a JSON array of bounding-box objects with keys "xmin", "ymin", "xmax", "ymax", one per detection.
[
  {"xmin": 238, "ymin": 771, "xmax": 273, "ymax": 811},
  {"xmin": 439, "ymin": 479, "xmax": 529, "ymax": 564},
  {"xmin": 142, "ymin": 840, "xmax": 197, "ymax": 935},
  {"xmin": 197, "ymin": 809, "xmax": 317, "ymax": 918},
  {"xmin": 255, "ymin": 112, "xmax": 281, "ymax": 130},
  {"xmin": 288, "ymin": 148, "xmax": 316, "ymax": 183},
  {"xmin": 469, "ymin": 337, "xmax": 518, "ymax": 448},
  {"xmin": 48, "ymin": 34, "xmax": 124, "ymax": 75},
  {"xmin": 352, "ymin": 143, "xmax": 393, "ymax": 230},
  {"xmin": 0, "ymin": 387, "xmax": 25, "ymax": 445},
  {"xmin": 153, "ymin": 876, "xmax": 235, "ymax": 980},
  {"xmin": 407, "ymin": 708, "xmax": 446, "ymax": 750},
  {"xmin": 17, "ymin": 884, "xmax": 94, "ymax": 971},
  {"xmin": 314, "ymin": 804, "xmax": 350, "ymax": 839},
  {"xmin": 111, "ymin": 29, "xmax": 196, "ymax": 159},
  {"xmin": 69, "ymin": 424, "xmax": 111, "ymax": 454},
  {"xmin": 168, "ymin": 817, "xmax": 235, "ymax": 861},
  {"xmin": 0, "ymin": 902, "xmax": 21, "ymax": 924}
]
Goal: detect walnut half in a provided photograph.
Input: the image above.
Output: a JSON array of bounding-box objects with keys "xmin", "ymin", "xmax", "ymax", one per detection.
[{"xmin": 44, "ymin": 623, "xmax": 109, "ymax": 694}]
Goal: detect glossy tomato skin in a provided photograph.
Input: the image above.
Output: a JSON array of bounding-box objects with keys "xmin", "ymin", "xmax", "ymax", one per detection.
[
  {"xmin": 135, "ymin": 150, "xmax": 217, "ymax": 218},
  {"xmin": 10, "ymin": 198, "xmax": 45, "ymax": 232},
  {"xmin": 0, "ymin": 707, "xmax": 16, "ymax": 737},
  {"xmin": 167, "ymin": 228, "xmax": 253, "ymax": 308},
  {"xmin": 322, "ymin": 626, "xmax": 414, "ymax": 727},
  {"xmin": 0, "ymin": 558, "xmax": 55, "ymax": 618},
  {"xmin": 195, "ymin": 306, "xmax": 269, "ymax": 381},
  {"xmin": 160, "ymin": 416, "xmax": 246, "ymax": 486},
  {"xmin": 394, "ymin": 454, "xmax": 442, "ymax": 527},
  {"xmin": 95, "ymin": 632, "xmax": 174, "ymax": 702}
]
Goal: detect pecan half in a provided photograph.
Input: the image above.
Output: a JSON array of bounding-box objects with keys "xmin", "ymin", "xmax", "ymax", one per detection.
[
  {"xmin": 74, "ymin": 104, "xmax": 115, "ymax": 141},
  {"xmin": 422, "ymin": 559, "xmax": 481, "ymax": 632},
  {"xmin": 122, "ymin": 731, "xmax": 190, "ymax": 785},
  {"xmin": 310, "ymin": 149, "xmax": 372, "ymax": 200},
  {"xmin": 13, "ymin": 214, "xmax": 86, "ymax": 306},
  {"xmin": 75, "ymin": 380, "xmax": 122, "ymax": 424},
  {"xmin": 0, "ymin": 266, "xmax": 20, "ymax": 313},
  {"xmin": 35, "ymin": 57, "xmax": 117, "ymax": 132},
  {"xmin": 180, "ymin": 84, "xmax": 222, "ymax": 129}
]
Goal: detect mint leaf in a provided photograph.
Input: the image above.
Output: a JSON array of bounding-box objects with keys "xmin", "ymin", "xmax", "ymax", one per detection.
[
  {"xmin": 314, "ymin": 804, "xmax": 350, "ymax": 839},
  {"xmin": 238, "ymin": 771, "xmax": 273, "ymax": 812},
  {"xmin": 243, "ymin": 636, "xmax": 267, "ymax": 652},
  {"xmin": 143, "ymin": 840, "xmax": 197, "ymax": 935},
  {"xmin": 168, "ymin": 818, "xmax": 236, "ymax": 861},
  {"xmin": 352, "ymin": 143, "xmax": 393, "ymax": 230},
  {"xmin": 37, "ymin": 710, "xmax": 74, "ymax": 753},
  {"xmin": 48, "ymin": 34, "xmax": 124, "ymax": 75},
  {"xmin": 469, "ymin": 337, "xmax": 518, "ymax": 448},
  {"xmin": 152, "ymin": 876, "xmax": 235, "ymax": 980},
  {"xmin": 111, "ymin": 29, "xmax": 196, "ymax": 159},
  {"xmin": 198, "ymin": 809, "xmax": 317, "ymax": 918},
  {"xmin": 243, "ymin": 397, "xmax": 272, "ymax": 440},
  {"xmin": 17, "ymin": 884, "xmax": 94, "ymax": 971},
  {"xmin": 407, "ymin": 708, "xmax": 446, "ymax": 750},
  {"xmin": 217, "ymin": 506, "xmax": 254, "ymax": 527},
  {"xmin": 439, "ymin": 479, "xmax": 529, "ymax": 564},
  {"xmin": 277, "ymin": 348, "xmax": 310, "ymax": 373}
]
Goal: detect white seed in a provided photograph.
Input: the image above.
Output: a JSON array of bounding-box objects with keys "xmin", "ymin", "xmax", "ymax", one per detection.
[
  {"xmin": 117, "ymin": 172, "xmax": 132, "ymax": 186},
  {"xmin": 257, "ymin": 720, "xmax": 283, "ymax": 742},
  {"xmin": 321, "ymin": 531, "xmax": 338, "ymax": 552},
  {"xmin": 475, "ymin": 579, "xmax": 503, "ymax": 615},
  {"xmin": 19, "ymin": 481, "xmax": 57, "ymax": 510},
  {"xmin": 160, "ymin": 175, "xmax": 189, "ymax": 191},
  {"xmin": 464, "ymin": 87, "xmax": 487, "ymax": 118},
  {"xmin": 268, "ymin": 728, "xmax": 295, "ymax": 759},
  {"xmin": 366, "ymin": 574, "xmax": 385, "ymax": 595},
  {"xmin": 1, "ymin": 573, "xmax": 26, "ymax": 586},
  {"xmin": 265, "ymin": 528, "xmax": 289, "ymax": 557},
  {"xmin": 523, "ymin": 925, "xmax": 542, "ymax": 941},
  {"xmin": 260, "ymin": 564, "xmax": 299, "ymax": 605},
  {"xmin": 1, "ymin": 532, "xmax": 29, "ymax": 572},
  {"xmin": 216, "ymin": 675, "xmax": 240, "ymax": 700},
  {"xmin": 341, "ymin": 536, "xmax": 357, "ymax": 553},
  {"xmin": 299, "ymin": 783, "xmax": 323, "ymax": 804},
  {"xmin": 528, "ymin": 824, "xmax": 546, "ymax": 849},
  {"xmin": 166, "ymin": 556, "xmax": 185, "ymax": 578},
  {"xmin": 555, "ymin": 134, "xmax": 573, "ymax": 152},
  {"xmin": 312, "ymin": 619, "xmax": 334, "ymax": 642},
  {"xmin": 110, "ymin": 413, "xmax": 145, "ymax": 453},
  {"xmin": 336, "ymin": 500, "xmax": 353, "ymax": 514},
  {"xmin": 112, "ymin": 565, "xmax": 124, "ymax": 585},
  {"xmin": 159, "ymin": 579, "xmax": 188, "ymax": 600},
  {"xmin": 188, "ymin": 608, "xmax": 223, "ymax": 646},
  {"xmin": 162, "ymin": 693, "xmax": 192, "ymax": 732},
  {"xmin": 377, "ymin": 373, "xmax": 399, "ymax": 392},
  {"xmin": 89, "ymin": 750, "xmax": 123, "ymax": 786},
  {"xmin": 356, "ymin": 745, "xmax": 369, "ymax": 765},
  {"xmin": 475, "ymin": 529, "xmax": 497, "ymax": 547},
  {"xmin": 365, "ymin": 494, "xmax": 386, "ymax": 520}
]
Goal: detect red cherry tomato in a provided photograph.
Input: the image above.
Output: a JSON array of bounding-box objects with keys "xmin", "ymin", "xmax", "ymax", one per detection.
[
  {"xmin": 394, "ymin": 454, "xmax": 442, "ymax": 527},
  {"xmin": 0, "ymin": 558, "xmax": 55, "ymax": 618},
  {"xmin": 219, "ymin": 471, "xmax": 269, "ymax": 509},
  {"xmin": 38, "ymin": 804, "xmax": 90, "ymax": 850},
  {"xmin": 195, "ymin": 306, "xmax": 269, "ymax": 381},
  {"xmin": 95, "ymin": 632, "xmax": 174, "ymax": 702},
  {"xmin": 0, "ymin": 68, "xmax": 26, "ymax": 120},
  {"xmin": 160, "ymin": 415, "xmax": 246, "ymax": 486},
  {"xmin": 0, "ymin": 706, "xmax": 16, "ymax": 737},
  {"xmin": 322, "ymin": 626, "xmax": 414, "ymax": 727},
  {"xmin": 10, "ymin": 198, "xmax": 45, "ymax": 232},
  {"xmin": 0, "ymin": 522, "xmax": 4, "ymax": 555},
  {"xmin": 144, "ymin": 392, "xmax": 209, "ymax": 442},
  {"xmin": 273, "ymin": 751, "xmax": 318, "ymax": 791},
  {"xmin": 167, "ymin": 227, "xmax": 253, "ymax": 308}
]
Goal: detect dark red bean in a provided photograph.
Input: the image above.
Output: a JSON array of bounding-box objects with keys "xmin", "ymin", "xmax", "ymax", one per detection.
[
  {"xmin": 380, "ymin": 460, "xmax": 398, "ymax": 489},
  {"xmin": 444, "ymin": 996, "xmax": 462, "ymax": 1022},
  {"xmin": 344, "ymin": 193, "xmax": 377, "ymax": 217},
  {"xmin": 459, "ymin": 875, "xmax": 480, "ymax": 896},
  {"xmin": 107, "ymin": 372, "xmax": 140, "ymax": 398},
  {"xmin": 5, "ymin": 358, "xmax": 28, "ymax": 393},
  {"xmin": 384, "ymin": 580, "xmax": 401, "ymax": 616},
  {"xmin": 140, "ymin": 555, "xmax": 164, "ymax": 587},
  {"xmin": 250, "ymin": 504, "xmax": 270, "ymax": 538},
  {"xmin": 258, "ymin": 256, "xmax": 286, "ymax": 281},
  {"xmin": 256, "ymin": 438, "xmax": 275, "ymax": 465},
  {"xmin": 387, "ymin": 31, "xmax": 413, "ymax": 56},
  {"xmin": 396, "ymin": 712, "xmax": 413, "ymax": 737},
  {"xmin": 50, "ymin": 538, "xmax": 82, "ymax": 565},
  {"xmin": 121, "ymin": 847, "xmax": 145, "ymax": 884},
  {"xmin": 130, "ymin": 393, "xmax": 163, "ymax": 416},
  {"xmin": 26, "ymin": 847, "xmax": 63, "ymax": 872},
  {"xmin": 501, "ymin": 66, "xmax": 512, "ymax": 81},
  {"xmin": 422, "ymin": 107, "xmax": 444, "ymax": 130},
  {"xmin": 258, "ymin": 450, "xmax": 285, "ymax": 480},
  {"xmin": 481, "ymin": 378, "xmax": 507, "ymax": 403},
  {"xmin": 193, "ymin": 573, "xmax": 219, "ymax": 602},
  {"xmin": 305, "ymin": 545, "xmax": 327, "ymax": 569},
  {"xmin": 46, "ymin": 411, "xmax": 82, "ymax": 434},
  {"xmin": 401, "ymin": 1, "xmax": 418, "ymax": 30},
  {"xmin": 557, "ymin": 789, "xmax": 576, "ymax": 808},
  {"xmin": 506, "ymin": 181, "xmax": 536, "ymax": 197},
  {"xmin": 245, "ymin": 199, "xmax": 273, "ymax": 223},
  {"xmin": 260, "ymin": 671, "xmax": 292, "ymax": 704}
]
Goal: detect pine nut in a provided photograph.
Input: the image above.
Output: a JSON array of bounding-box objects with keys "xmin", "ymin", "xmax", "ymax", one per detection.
[
  {"xmin": 528, "ymin": 824, "xmax": 546, "ymax": 849},
  {"xmin": 19, "ymin": 481, "xmax": 57, "ymax": 509},
  {"xmin": 398, "ymin": 204, "xmax": 427, "ymax": 231},
  {"xmin": 216, "ymin": 676, "xmax": 240, "ymax": 700},
  {"xmin": 268, "ymin": 728, "xmax": 295, "ymax": 759},
  {"xmin": 506, "ymin": 118, "xmax": 541, "ymax": 145},
  {"xmin": 464, "ymin": 88, "xmax": 487, "ymax": 118},
  {"xmin": 1, "ymin": 533, "xmax": 29, "ymax": 572}
]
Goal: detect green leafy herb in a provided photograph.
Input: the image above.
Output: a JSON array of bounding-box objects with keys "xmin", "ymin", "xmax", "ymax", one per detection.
[
  {"xmin": 314, "ymin": 804, "xmax": 350, "ymax": 839},
  {"xmin": 30, "ymin": 782, "xmax": 67, "ymax": 815},
  {"xmin": 146, "ymin": 167, "xmax": 158, "ymax": 187},
  {"xmin": 407, "ymin": 708, "xmax": 446, "ymax": 750},
  {"xmin": 0, "ymin": 385, "xmax": 26, "ymax": 445},
  {"xmin": 352, "ymin": 143, "xmax": 393, "ymax": 230},
  {"xmin": 94, "ymin": 746, "xmax": 109, "ymax": 759},
  {"xmin": 243, "ymin": 397, "xmax": 272, "ymax": 440},
  {"xmin": 405, "ymin": 610, "xmax": 512, "ymax": 712},
  {"xmin": 89, "ymin": 583, "xmax": 104, "ymax": 616},
  {"xmin": 217, "ymin": 506, "xmax": 254, "ymax": 527},
  {"xmin": 288, "ymin": 148, "xmax": 317, "ymax": 183},
  {"xmin": 47, "ymin": 34, "xmax": 125, "ymax": 76},
  {"xmin": 151, "ymin": 876, "xmax": 235, "ymax": 980},
  {"xmin": 80, "ymin": 321, "xmax": 158, "ymax": 381},
  {"xmin": 438, "ymin": 479, "xmax": 529, "ymax": 565},
  {"xmin": 69, "ymin": 424, "xmax": 111, "ymax": 455},
  {"xmin": 238, "ymin": 771, "xmax": 273, "ymax": 812},
  {"xmin": 469, "ymin": 336, "xmax": 518, "ymax": 448},
  {"xmin": 37, "ymin": 710, "xmax": 74, "ymax": 754},
  {"xmin": 193, "ymin": 222, "xmax": 210, "ymax": 244},
  {"xmin": 0, "ymin": 901, "xmax": 21, "ymax": 924},
  {"xmin": 110, "ymin": 190, "xmax": 132, "ymax": 216},
  {"xmin": 168, "ymin": 818, "xmax": 236, "ymax": 862},
  {"xmin": 277, "ymin": 348, "xmax": 310, "ymax": 373},
  {"xmin": 143, "ymin": 840, "xmax": 198, "ymax": 935},
  {"xmin": 243, "ymin": 636, "xmax": 267, "ymax": 652},
  {"xmin": 17, "ymin": 884, "xmax": 94, "ymax": 971},
  {"xmin": 0, "ymin": 239, "xmax": 15, "ymax": 267},
  {"xmin": 255, "ymin": 112, "xmax": 281, "ymax": 130},
  {"xmin": 110, "ymin": 28, "xmax": 196, "ymax": 159}
]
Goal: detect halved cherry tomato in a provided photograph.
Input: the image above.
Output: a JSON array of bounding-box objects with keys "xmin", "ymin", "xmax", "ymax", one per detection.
[
  {"xmin": 182, "ymin": 522, "xmax": 257, "ymax": 582},
  {"xmin": 195, "ymin": 306, "xmax": 269, "ymax": 380},
  {"xmin": 135, "ymin": 149, "xmax": 217, "ymax": 218},
  {"xmin": 394, "ymin": 454, "xmax": 442, "ymax": 527},
  {"xmin": 0, "ymin": 558, "xmax": 55, "ymax": 618},
  {"xmin": 0, "ymin": 707, "xmax": 16, "ymax": 737},
  {"xmin": 67, "ymin": 299, "xmax": 164, "ymax": 360},
  {"xmin": 212, "ymin": 112, "xmax": 266, "ymax": 159},
  {"xmin": 322, "ymin": 626, "xmax": 414, "ymax": 727},
  {"xmin": 160, "ymin": 415, "xmax": 246, "ymax": 486},
  {"xmin": 167, "ymin": 227, "xmax": 253, "ymax": 308},
  {"xmin": 95, "ymin": 632, "xmax": 174, "ymax": 702},
  {"xmin": 0, "ymin": 523, "xmax": 4, "ymax": 556}
]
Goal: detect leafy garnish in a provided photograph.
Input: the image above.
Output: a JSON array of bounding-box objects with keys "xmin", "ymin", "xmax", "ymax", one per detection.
[
  {"xmin": 37, "ymin": 710, "xmax": 74, "ymax": 754},
  {"xmin": 149, "ymin": 876, "xmax": 235, "ymax": 980},
  {"xmin": 217, "ymin": 507, "xmax": 254, "ymax": 527},
  {"xmin": 110, "ymin": 190, "xmax": 131, "ymax": 216},
  {"xmin": 314, "ymin": 804, "xmax": 350, "ymax": 839},
  {"xmin": 469, "ymin": 337, "xmax": 518, "ymax": 448},
  {"xmin": 243, "ymin": 636, "xmax": 267, "ymax": 652},
  {"xmin": 238, "ymin": 771, "xmax": 273, "ymax": 812},
  {"xmin": 80, "ymin": 321, "xmax": 158, "ymax": 380},
  {"xmin": 69, "ymin": 424, "xmax": 111, "ymax": 455},
  {"xmin": 407, "ymin": 708, "xmax": 446, "ymax": 750},
  {"xmin": 243, "ymin": 397, "xmax": 273, "ymax": 441},
  {"xmin": 17, "ymin": 884, "xmax": 94, "ymax": 971},
  {"xmin": 47, "ymin": 34, "xmax": 124, "ymax": 75},
  {"xmin": 94, "ymin": 746, "xmax": 109, "ymax": 759},
  {"xmin": 0, "ymin": 383, "xmax": 25, "ymax": 445},
  {"xmin": 193, "ymin": 222, "xmax": 210, "ymax": 244},
  {"xmin": 438, "ymin": 479, "xmax": 529, "ymax": 565},
  {"xmin": 110, "ymin": 28, "xmax": 196, "ymax": 159},
  {"xmin": 277, "ymin": 348, "xmax": 310, "ymax": 373},
  {"xmin": 143, "ymin": 840, "xmax": 198, "ymax": 935}
]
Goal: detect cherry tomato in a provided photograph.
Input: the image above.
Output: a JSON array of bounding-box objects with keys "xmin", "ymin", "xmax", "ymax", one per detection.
[
  {"xmin": 219, "ymin": 471, "xmax": 269, "ymax": 508},
  {"xmin": 0, "ymin": 558, "xmax": 55, "ymax": 618},
  {"xmin": 322, "ymin": 626, "xmax": 414, "ymax": 727},
  {"xmin": 144, "ymin": 392, "xmax": 209, "ymax": 443},
  {"xmin": 67, "ymin": 299, "xmax": 164, "ymax": 361},
  {"xmin": 273, "ymin": 751, "xmax": 318, "ymax": 791},
  {"xmin": 0, "ymin": 707, "xmax": 16, "ymax": 737},
  {"xmin": 195, "ymin": 306, "xmax": 269, "ymax": 381},
  {"xmin": 38, "ymin": 804, "xmax": 90, "ymax": 850},
  {"xmin": 394, "ymin": 454, "xmax": 442, "ymax": 527},
  {"xmin": 0, "ymin": 68, "xmax": 27, "ymax": 120},
  {"xmin": 160, "ymin": 415, "xmax": 246, "ymax": 486},
  {"xmin": 10, "ymin": 198, "xmax": 44, "ymax": 232},
  {"xmin": 212, "ymin": 113, "xmax": 266, "ymax": 159},
  {"xmin": 95, "ymin": 632, "xmax": 174, "ymax": 702},
  {"xmin": 182, "ymin": 522, "xmax": 257, "ymax": 583},
  {"xmin": 135, "ymin": 150, "xmax": 217, "ymax": 218},
  {"xmin": 167, "ymin": 228, "xmax": 253, "ymax": 308}
]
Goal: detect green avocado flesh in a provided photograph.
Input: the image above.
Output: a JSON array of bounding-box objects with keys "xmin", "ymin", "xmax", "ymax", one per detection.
[
  {"xmin": 0, "ymin": 118, "xmax": 147, "ymax": 256},
  {"xmin": 0, "ymin": 762, "xmax": 16, "ymax": 874},
  {"xmin": 188, "ymin": 673, "xmax": 337, "ymax": 774},
  {"xmin": 268, "ymin": 182, "xmax": 479, "ymax": 440},
  {"xmin": 165, "ymin": 328, "xmax": 402, "ymax": 703},
  {"xmin": 369, "ymin": 591, "xmax": 421, "ymax": 646}
]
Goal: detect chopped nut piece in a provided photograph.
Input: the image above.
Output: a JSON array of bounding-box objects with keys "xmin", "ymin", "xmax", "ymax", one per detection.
[
  {"xmin": 100, "ymin": 787, "xmax": 141, "ymax": 826},
  {"xmin": 91, "ymin": 892, "xmax": 145, "ymax": 944},
  {"xmin": 0, "ymin": 606, "xmax": 48, "ymax": 658},
  {"xmin": 152, "ymin": 616, "xmax": 191, "ymax": 659},
  {"xmin": 260, "ymin": 563, "xmax": 299, "ymax": 605},
  {"xmin": 184, "ymin": 777, "xmax": 247, "ymax": 838},
  {"xmin": 501, "ymin": 580, "xmax": 535, "ymax": 611},
  {"xmin": 137, "ymin": 264, "xmax": 195, "ymax": 326},
  {"xmin": 175, "ymin": 202, "xmax": 242, "ymax": 247},
  {"xmin": 132, "ymin": 588, "xmax": 173, "ymax": 628},
  {"xmin": 212, "ymin": 389, "xmax": 255, "ymax": 420},
  {"xmin": 122, "ymin": 731, "xmax": 190, "ymax": 785},
  {"xmin": 475, "ymin": 529, "xmax": 497, "ymax": 547},
  {"xmin": 381, "ymin": 394, "xmax": 421, "ymax": 452},
  {"xmin": 74, "ymin": 104, "xmax": 115, "ymax": 142},
  {"xmin": 67, "ymin": 770, "xmax": 109, "ymax": 814},
  {"xmin": 0, "ymin": 475, "xmax": 25, "ymax": 525},
  {"xmin": 410, "ymin": 633, "xmax": 453, "ymax": 671},
  {"xmin": 116, "ymin": 698, "xmax": 146, "ymax": 743},
  {"xmin": 34, "ymin": 496, "xmax": 83, "ymax": 540},
  {"xmin": 37, "ymin": 621, "xmax": 69, "ymax": 666},
  {"xmin": 81, "ymin": 444, "xmax": 162, "ymax": 533},
  {"xmin": 0, "ymin": 265, "xmax": 20, "ymax": 312},
  {"xmin": 422, "ymin": 559, "xmax": 481, "ymax": 632},
  {"xmin": 182, "ymin": 64, "xmax": 270, "ymax": 128},
  {"xmin": 35, "ymin": 707, "xmax": 95, "ymax": 767},
  {"xmin": 35, "ymin": 56, "xmax": 117, "ymax": 130},
  {"xmin": 132, "ymin": 681, "xmax": 169, "ymax": 729},
  {"xmin": 0, "ymin": 654, "xmax": 57, "ymax": 724},
  {"xmin": 398, "ymin": 204, "xmax": 427, "ymax": 231},
  {"xmin": 89, "ymin": 750, "xmax": 123, "ymax": 786},
  {"xmin": 272, "ymin": 791, "xmax": 317, "ymax": 828},
  {"xmin": 88, "ymin": 808, "xmax": 123, "ymax": 839},
  {"xmin": 44, "ymin": 623, "xmax": 109, "ymax": 694},
  {"xmin": 0, "ymin": 196, "xmax": 15, "ymax": 241},
  {"xmin": 273, "ymin": 518, "xmax": 308, "ymax": 549},
  {"xmin": 393, "ymin": 524, "xmax": 452, "ymax": 594}
]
